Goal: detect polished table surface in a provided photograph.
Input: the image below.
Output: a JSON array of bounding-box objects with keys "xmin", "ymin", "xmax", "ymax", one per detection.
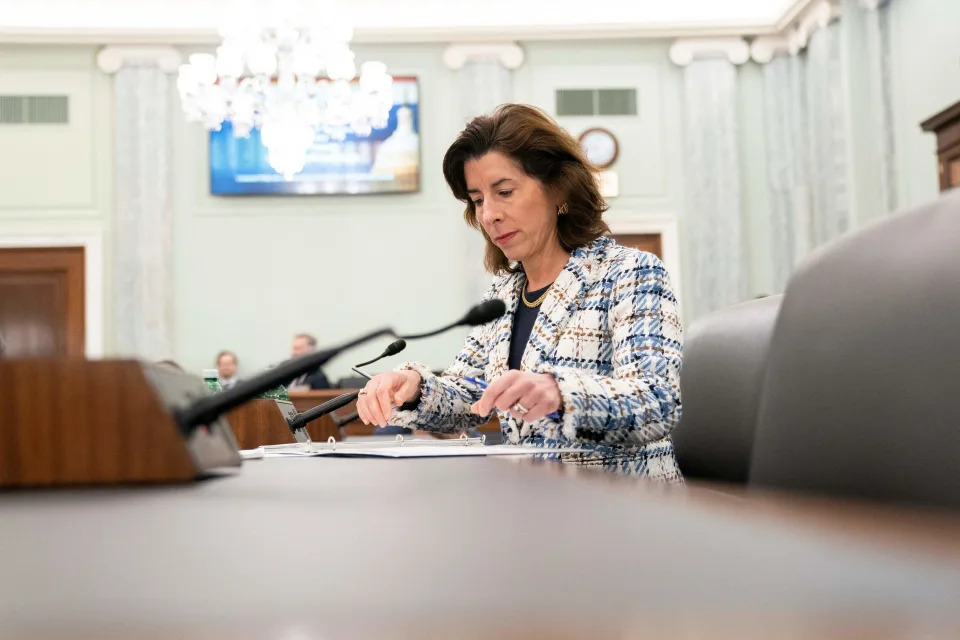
[{"xmin": 1, "ymin": 455, "xmax": 958, "ymax": 638}]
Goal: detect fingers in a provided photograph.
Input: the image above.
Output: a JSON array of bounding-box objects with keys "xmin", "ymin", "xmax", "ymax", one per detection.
[
  {"xmin": 393, "ymin": 370, "xmax": 422, "ymax": 406},
  {"xmin": 375, "ymin": 381, "xmax": 393, "ymax": 428},
  {"xmin": 471, "ymin": 370, "xmax": 521, "ymax": 416},
  {"xmin": 492, "ymin": 379, "xmax": 533, "ymax": 414},
  {"xmin": 356, "ymin": 377, "xmax": 381, "ymax": 426},
  {"xmin": 357, "ymin": 372, "xmax": 423, "ymax": 427},
  {"xmin": 517, "ymin": 398, "xmax": 552, "ymax": 423},
  {"xmin": 471, "ymin": 372, "xmax": 562, "ymax": 422}
]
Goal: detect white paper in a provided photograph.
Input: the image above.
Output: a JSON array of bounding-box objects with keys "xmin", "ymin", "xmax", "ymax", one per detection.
[{"xmin": 245, "ymin": 442, "xmax": 581, "ymax": 459}]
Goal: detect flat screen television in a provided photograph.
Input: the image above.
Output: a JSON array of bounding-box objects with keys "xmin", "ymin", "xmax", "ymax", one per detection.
[{"xmin": 209, "ymin": 76, "xmax": 420, "ymax": 196}]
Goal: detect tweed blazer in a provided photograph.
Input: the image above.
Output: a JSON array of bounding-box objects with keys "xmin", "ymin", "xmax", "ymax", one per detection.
[{"xmin": 392, "ymin": 236, "xmax": 684, "ymax": 482}]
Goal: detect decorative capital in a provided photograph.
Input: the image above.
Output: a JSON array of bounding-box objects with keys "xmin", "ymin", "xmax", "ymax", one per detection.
[
  {"xmin": 668, "ymin": 38, "xmax": 750, "ymax": 67},
  {"xmin": 96, "ymin": 46, "xmax": 182, "ymax": 74},
  {"xmin": 441, "ymin": 42, "xmax": 524, "ymax": 70},
  {"xmin": 750, "ymin": 36, "xmax": 791, "ymax": 64},
  {"xmin": 787, "ymin": 0, "xmax": 840, "ymax": 54}
]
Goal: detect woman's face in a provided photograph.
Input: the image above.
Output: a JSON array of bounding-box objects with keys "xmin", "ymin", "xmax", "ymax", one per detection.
[{"xmin": 464, "ymin": 151, "xmax": 558, "ymax": 264}]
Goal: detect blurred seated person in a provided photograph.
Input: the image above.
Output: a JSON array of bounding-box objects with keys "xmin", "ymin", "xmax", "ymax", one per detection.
[
  {"xmin": 215, "ymin": 350, "xmax": 240, "ymax": 390},
  {"xmin": 286, "ymin": 333, "xmax": 331, "ymax": 390}
]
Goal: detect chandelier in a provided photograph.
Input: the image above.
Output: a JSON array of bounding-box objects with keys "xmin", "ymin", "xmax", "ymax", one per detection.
[{"xmin": 177, "ymin": 13, "xmax": 393, "ymax": 179}]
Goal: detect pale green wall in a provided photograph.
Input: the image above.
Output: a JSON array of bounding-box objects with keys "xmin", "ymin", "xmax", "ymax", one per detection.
[
  {"xmin": 172, "ymin": 39, "xmax": 688, "ymax": 380},
  {"xmin": 0, "ymin": 40, "xmax": 687, "ymax": 380},
  {"xmin": 0, "ymin": 45, "xmax": 114, "ymax": 355},
  {"xmin": 737, "ymin": 61, "xmax": 774, "ymax": 298},
  {"xmin": 887, "ymin": 0, "xmax": 960, "ymax": 209},
  {"xmin": 171, "ymin": 43, "xmax": 473, "ymax": 380}
]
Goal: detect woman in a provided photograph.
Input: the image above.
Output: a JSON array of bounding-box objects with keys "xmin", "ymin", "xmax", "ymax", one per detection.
[{"xmin": 356, "ymin": 104, "xmax": 683, "ymax": 481}]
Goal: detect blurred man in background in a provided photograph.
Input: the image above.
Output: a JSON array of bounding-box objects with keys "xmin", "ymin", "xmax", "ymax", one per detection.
[
  {"xmin": 216, "ymin": 350, "xmax": 240, "ymax": 390},
  {"xmin": 287, "ymin": 333, "xmax": 330, "ymax": 390}
]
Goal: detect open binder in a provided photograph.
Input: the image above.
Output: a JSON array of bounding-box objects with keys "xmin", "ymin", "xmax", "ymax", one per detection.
[{"xmin": 242, "ymin": 434, "xmax": 580, "ymax": 459}]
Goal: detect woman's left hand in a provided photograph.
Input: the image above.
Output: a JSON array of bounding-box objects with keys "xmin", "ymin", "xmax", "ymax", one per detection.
[{"xmin": 471, "ymin": 371, "xmax": 562, "ymax": 422}]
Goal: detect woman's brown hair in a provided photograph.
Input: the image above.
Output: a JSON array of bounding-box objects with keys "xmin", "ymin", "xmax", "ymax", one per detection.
[{"xmin": 442, "ymin": 103, "xmax": 609, "ymax": 274}]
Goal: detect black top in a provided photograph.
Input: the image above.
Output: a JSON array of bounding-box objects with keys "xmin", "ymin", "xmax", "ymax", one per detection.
[
  {"xmin": 508, "ymin": 283, "xmax": 551, "ymax": 370},
  {"xmin": 288, "ymin": 368, "xmax": 330, "ymax": 390}
]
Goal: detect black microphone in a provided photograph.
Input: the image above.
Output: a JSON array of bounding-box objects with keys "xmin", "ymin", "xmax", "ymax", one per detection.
[
  {"xmin": 285, "ymin": 302, "xmax": 507, "ymax": 432},
  {"xmin": 287, "ymin": 391, "xmax": 361, "ymax": 433},
  {"xmin": 285, "ymin": 341, "xmax": 406, "ymax": 433},
  {"xmin": 174, "ymin": 326, "xmax": 393, "ymax": 435},
  {"xmin": 354, "ymin": 339, "xmax": 406, "ymax": 368},
  {"xmin": 398, "ymin": 299, "xmax": 506, "ymax": 340},
  {"xmin": 174, "ymin": 300, "xmax": 506, "ymax": 436}
]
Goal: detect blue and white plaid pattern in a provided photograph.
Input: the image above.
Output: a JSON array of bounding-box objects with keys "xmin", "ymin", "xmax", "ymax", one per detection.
[{"xmin": 393, "ymin": 237, "xmax": 683, "ymax": 482}]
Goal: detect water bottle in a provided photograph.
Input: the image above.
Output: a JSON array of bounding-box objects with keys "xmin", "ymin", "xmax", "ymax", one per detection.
[{"xmin": 202, "ymin": 369, "xmax": 223, "ymax": 394}]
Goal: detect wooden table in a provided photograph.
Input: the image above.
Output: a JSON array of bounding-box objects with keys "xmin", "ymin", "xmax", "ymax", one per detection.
[{"xmin": 1, "ymin": 455, "xmax": 957, "ymax": 638}]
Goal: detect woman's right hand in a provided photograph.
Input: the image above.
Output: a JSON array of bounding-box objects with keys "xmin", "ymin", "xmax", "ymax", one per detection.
[{"xmin": 356, "ymin": 370, "xmax": 422, "ymax": 427}]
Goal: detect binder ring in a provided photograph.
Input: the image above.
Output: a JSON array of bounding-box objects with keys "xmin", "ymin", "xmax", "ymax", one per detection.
[
  {"xmin": 395, "ymin": 434, "xmax": 405, "ymax": 447},
  {"xmin": 327, "ymin": 436, "xmax": 336, "ymax": 451}
]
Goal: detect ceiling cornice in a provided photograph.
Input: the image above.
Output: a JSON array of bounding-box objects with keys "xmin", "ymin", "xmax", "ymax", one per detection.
[{"xmin": 0, "ymin": 5, "xmax": 813, "ymax": 46}]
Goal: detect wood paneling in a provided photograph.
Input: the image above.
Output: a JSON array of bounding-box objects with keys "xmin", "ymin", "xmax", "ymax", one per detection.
[
  {"xmin": 921, "ymin": 100, "xmax": 960, "ymax": 192},
  {"xmin": 0, "ymin": 247, "xmax": 84, "ymax": 357},
  {"xmin": 611, "ymin": 232, "xmax": 662, "ymax": 258},
  {"xmin": 0, "ymin": 359, "xmax": 196, "ymax": 487},
  {"xmin": 226, "ymin": 399, "xmax": 299, "ymax": 449}
]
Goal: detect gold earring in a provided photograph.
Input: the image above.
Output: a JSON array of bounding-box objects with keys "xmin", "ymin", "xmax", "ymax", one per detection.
[{"xmin": 557, "ymin": 202, "xmax": 569, "ymax": 216}]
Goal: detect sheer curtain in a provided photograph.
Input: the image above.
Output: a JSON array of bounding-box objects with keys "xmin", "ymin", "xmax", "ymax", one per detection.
[
  {"xmin": 680, "ymin": 58, "xmax": 747, "ymax": 321},
  {"xmin": 761, "ymin": 22, "xmax": 849, "ymax": 292},
  {"xmin": 857, "ymin": 0, "xmax": 899, "ymax": 214}
]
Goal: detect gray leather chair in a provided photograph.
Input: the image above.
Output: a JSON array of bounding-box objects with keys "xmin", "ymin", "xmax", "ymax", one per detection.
[
  {"xmin": 673, "ymin": 295, "xmax": 782, "ymax": 483},
  {"xmin": 750, "ymin": 191, "xmax": 960, "ymax": 509}
]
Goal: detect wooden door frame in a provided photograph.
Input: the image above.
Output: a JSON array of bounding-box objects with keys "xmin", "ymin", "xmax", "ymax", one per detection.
[
  {"xmin": 0, "ymin": 234, "xmax": 103, "ymax": 357},
  {"xmin": 608, "ymin": 213, "xmax": 683, "ymax": 313}
]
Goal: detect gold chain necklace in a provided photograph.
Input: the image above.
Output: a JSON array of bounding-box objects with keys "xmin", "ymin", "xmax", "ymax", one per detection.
[{"xmin": 521, "ymin": 281, "xmax": 552, "ymax": 308}]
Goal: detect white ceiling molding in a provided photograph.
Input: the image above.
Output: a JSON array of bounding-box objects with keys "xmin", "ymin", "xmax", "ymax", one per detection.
[
  {"xmin": 441, "ymin": 42, "xmax": 524, "ymax": 71},
  {"xmin": 749, "ymin": 37, "xmax": 791, "ymax": 64},
  {"xmin": 669, "ymin": 38, "xmax": 751, "ymax": 67},
  {"xmin": 774, "ymin": 0, "xmax": 820, "ymax": 32},
  {"xmin": 96, "ymin": 46, "xmax": 182, "ymax": 74},
  {"xmin": 0, "ymin": 24, "xmax": 788, "ymax": 45},
  {"xmin": 786, "ymin": 0, "xmax": 841, "ymax": 54},
  {"xmin": 749, "ymin": 0, "xmax": 840, "ymax": 63},
  {"xmin": 0, "ymin": 0, "xmax": 817, "ymax": 45}
]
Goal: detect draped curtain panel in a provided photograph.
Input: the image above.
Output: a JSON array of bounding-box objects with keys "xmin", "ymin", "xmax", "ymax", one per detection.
[
  {"xmin": 113, "ymin": 65, "xmax": 174, "ymax": 360},
  {"xmin": 859, "ymin": 0, "xmax": 899, "ymax": 214},
  {"xmin": 457, "ymin": 60, "xmax": 514, "ymax": 302},
  {"xmin": 805, "ymin": 23, "xmax": 851, "ymax": 249},
  {"xmin": 762, "ymin": 54, "xmax": 809, "ymax": 292},
  {"xmin": 680, "ymin": 58, "xmax": 746, "ymax": 321},
  {"xmin": 761, "ymin": 22, "xmax": 852, "ymax": 292}
]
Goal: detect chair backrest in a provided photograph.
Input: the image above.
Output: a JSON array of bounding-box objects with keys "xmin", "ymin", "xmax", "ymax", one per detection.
[
  {"xmin": 749, "ymin": 191, "xmax": 960, "ymax": 509},
  {"xmin": 672, "ymin": 295, "xmax": 783, "ymax": 483}
]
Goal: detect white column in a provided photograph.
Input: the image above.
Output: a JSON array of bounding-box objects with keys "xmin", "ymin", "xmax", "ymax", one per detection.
[
  {"xmin": 97, "ymin": 46, "xmax": 180, "ymax": 361},
  {"xmin": 670, "ymin": 38, "xmax": 749, "ymax": 321},
  {"xmin": 443, "ymin": 42, "xmax": 524, "ymax": 302}
]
